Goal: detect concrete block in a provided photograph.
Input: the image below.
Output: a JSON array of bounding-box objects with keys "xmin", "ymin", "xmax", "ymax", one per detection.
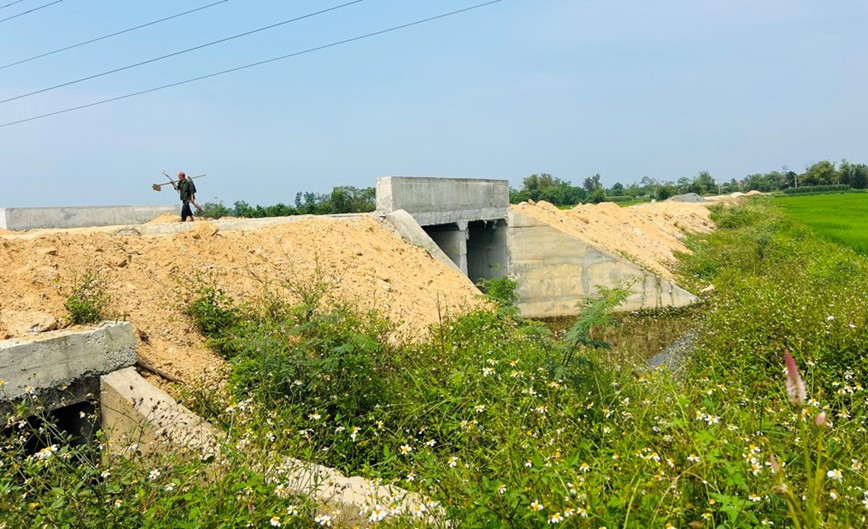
[{"xmin": 0, "ymin": 322, "xmax": 136, "ymax": 403}]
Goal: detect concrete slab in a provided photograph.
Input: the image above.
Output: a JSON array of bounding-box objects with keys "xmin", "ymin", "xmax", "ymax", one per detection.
[
  {"xmin": 0, "ymin": 205, "xmax": 177, "ymax": 231},
  {"xmin": 376, "ymin": 176, "xmax": 508, "ymax": 226}
]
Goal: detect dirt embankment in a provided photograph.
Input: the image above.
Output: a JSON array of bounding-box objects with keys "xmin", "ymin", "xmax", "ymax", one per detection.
[
  {"xmin": 0, "ymin": 200, "xmax": 721, "ymax": 384},
  {"xmin": 510, "ymin": 201, "xmax": 715, "ymax": 279},
  {"xmin": 0, "ymin": 216, "xmax": 485, "ymax": 383}
]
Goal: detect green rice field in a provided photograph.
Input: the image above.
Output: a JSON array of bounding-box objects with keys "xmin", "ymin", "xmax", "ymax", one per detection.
[{"xmin": 774, "ymin": 192, "xmax": 868, "ymax": 255}]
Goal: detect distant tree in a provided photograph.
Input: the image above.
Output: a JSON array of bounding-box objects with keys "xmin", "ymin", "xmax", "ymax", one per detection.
[
  {"xmin": 690, "ymin": 171, "xmax": 716, "ymax": 194},
  {"xmin": 609, "ymin": 182, "xmax": 625, "ymax": 195},
  {"xmin": 851, "ymin": 164, "xmax": 868, "ymax": 189},
  {"xmin": 583, "ymin": 174, "xmax": 602, "ymax": 193},
  {"xmin": 328, "ymin": 186, "xmax": 376, "ymax": 214},
  {"xmin": 800, "ymin": 161, "xmax": 839, "ymax": 186},
  {"xmin": 516, "ymin": 173, "xmax": 585, "ymax": 206}
]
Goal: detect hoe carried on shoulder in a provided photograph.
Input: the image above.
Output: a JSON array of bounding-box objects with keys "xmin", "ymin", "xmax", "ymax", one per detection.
[{"xmin": 152, "ymin": 171, "xmax": 205, "ymax": 214}]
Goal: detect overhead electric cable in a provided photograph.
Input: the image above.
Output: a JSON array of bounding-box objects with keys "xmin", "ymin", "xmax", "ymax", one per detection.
[
  {"xmin": 0, "ymin": 0, "xmax": 501, "ymax": 129},
  {"xmin": 0, "ymin": 0, "xmax": 363, "ymax": 104},
  {"xmin": 0, "ymin": 0, "xmax": 231, "ymax": 71},
  {"xmin": 0, "ymin": 0, "xmax": 63, "ymax": 25},
  {"xmin": 0, "ymin": 0, "xmax": 29, "ymax": 12}
]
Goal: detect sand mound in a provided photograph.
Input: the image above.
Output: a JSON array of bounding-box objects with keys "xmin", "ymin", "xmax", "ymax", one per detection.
[
  {"xmin": 147, "ymin": 212, "xmax": 181, "ymax": 224},
  {"xmin": 0, "ymin": 216, "xmax": 485, "ymax": 383},
  {"xmin": 745, "ymin": 190, "xmax": 764, "ymax": 196},
  {"xmin": 511, "ymin": 201, "xmax": 715, "ymax": 279}
]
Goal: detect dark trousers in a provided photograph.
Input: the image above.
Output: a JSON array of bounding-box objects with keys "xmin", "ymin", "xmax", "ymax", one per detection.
[{"xmin": 181, "ymin": 201, "xmax": 194, "ymax": 222}]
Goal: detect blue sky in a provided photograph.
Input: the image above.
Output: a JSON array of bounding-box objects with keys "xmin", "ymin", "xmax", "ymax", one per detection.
[{"xmin": 1, "ymin": 0, "xmax": 866, "ymax": 208}]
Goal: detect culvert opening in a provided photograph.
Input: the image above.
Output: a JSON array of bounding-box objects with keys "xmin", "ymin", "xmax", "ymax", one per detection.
[
  {"xmin": 423, "ymin": 219, "xmax": 508, "ymax": 285},
  {"xmin": 1, "ymin": 400, "xmax": 99, "ymax": 457}
]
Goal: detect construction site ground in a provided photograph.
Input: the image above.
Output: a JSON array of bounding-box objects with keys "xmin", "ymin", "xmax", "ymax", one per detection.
[{"xmin": 0, "ymin": 197, "xmax": 729, "ymax": 388}]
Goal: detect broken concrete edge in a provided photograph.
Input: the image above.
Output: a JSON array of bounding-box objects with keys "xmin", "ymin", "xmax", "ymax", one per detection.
[
  {"xmin": 379, "ymin": 209, "xmax": 463, "ymax": 275},
  {"xmin": 0, "ymin": 321, "xmax": 136, "ymax": 403},
  {"xmin": 100, "ymin": 367, "xmax": 444, "ymax": 526}
]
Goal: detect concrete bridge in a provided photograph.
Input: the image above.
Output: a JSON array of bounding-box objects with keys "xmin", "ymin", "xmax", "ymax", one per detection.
[
  {"xmin": 2, "ymin": 176, "xmax": 697, "ymax": 318},
  {"xmin": 375, "ymin": 176, "xmax": 697, "ymax": 317}
]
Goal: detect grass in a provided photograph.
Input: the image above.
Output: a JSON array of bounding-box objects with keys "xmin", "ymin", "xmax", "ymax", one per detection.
[
  {"xmin": 774, "ymin": 193, "xmax": 868, "ymax": 255},
  {"xmin": 2, "ymin": 197, "xmax": 867, "ymax": 528}
]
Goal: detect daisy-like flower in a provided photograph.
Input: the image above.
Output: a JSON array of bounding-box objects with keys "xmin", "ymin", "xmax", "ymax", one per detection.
[
  {"xmin": 851, "ymin": 459, "xmax": 862, "ymax": 471},
  {"xmin": 448, "ymin": 456, "xmax": 459, "ymax": 468},
  {"xmin": 563, "ymin": 507, "xmax": 575, "ymax": 518},
  {"xmin": 748, "ymin": 493, "xmax": 762, "ymax": 502},
  {"xmin": 475, "ymin": 404, "xmax": 485, "ymax": 413},
  {"xmin": 270, "ymin": 516, "xmax": 281, "ymax": 527},
  {"xmin": 165, "ymin": 482, "xmax": 176, "ymax": 492},
  {"xmin": 100, "ymin": 469, "xmax": 111, "ymax": 479},
  {"xmin": 148, "ymin": 468, "xmax": 161, "ymax": 481},
  {"xmin": 579, "ymin": 462, "xmax": 591, "ymax": 473},
  {"xmin": 687, "ymin": 454, "xmax": 700, "ymax": 463},
  {"xmin": 113, "ymin": 498, "xmax": 123, "ymax": 508},
  {"xmin": 826, "ymin": 469, "xmax": 843, "ymax": 482},
  {"xmin": 314, "ymin": 514, "xmax": 332, "ymax": 527},
  {"xmin": 482, "ymin": 367, "xmax": 495, "ymax": 376},
  {"xmin": 548, "ymin": 512, "xmax": 564, "ymax": 524},
  {"xmin": 425, "ymin": 439, "xmax": 436, "ymax": 447},
  {"xmin": 308, "ymin": 412, "xmax": 321, "ymax": 421},
  {"xmin": 530, "ymin": 500, "xmax": 544, "ymax": 512},
  {"xmin": 400, "ymin": 444, "xmax": 413, "ymax": 455},
  {"xmin": 286, "ymin": 505, "xmax": 298, "ymax": 516},
  {"xmin": 367, "ymin": 506, "xmax": 387, "ymax": 523}
]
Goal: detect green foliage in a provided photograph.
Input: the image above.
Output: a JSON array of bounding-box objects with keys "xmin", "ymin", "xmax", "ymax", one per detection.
[
  {"xmin": 510, "ymin": 173, "xmax": 587, "ymax": 206},
  {"xmin": 62, "ymin": 268, "xmax": 111, "ymax": 324},
  {"xmin": 561, "ymin": 285, "xmax": 630, "ymax": 361},
  {"xmin": 199, "ymin": 186, "xmax": 376, "ymax": 219},
  {"xmin": 184, "ymin": 277, "xmax": 238, "ymax": 348},
  {"xmin": 782, "ymin": 184, "xmax": 852, "ymax": 195},
  {"xmin": 775, "ymin": 193, "xmax": 868, "ymax": 255},
  {"xmin": 477, "ymin": 274, "xmax": 519, "ymax": 311}
]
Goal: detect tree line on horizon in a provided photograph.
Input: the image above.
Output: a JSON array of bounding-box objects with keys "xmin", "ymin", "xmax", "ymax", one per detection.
[
  {"xmin": 511, "ymin": 159, "xmax": 868, "ymax": 206},
  {"xmin": 199, "ymin": 159, "xmax": 867, "ymax": 218}
]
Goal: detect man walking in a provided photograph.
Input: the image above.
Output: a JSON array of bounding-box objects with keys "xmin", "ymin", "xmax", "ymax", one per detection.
[{"xmin": 173, "ymin": 171, "xmax": 197, "ymax": 222}]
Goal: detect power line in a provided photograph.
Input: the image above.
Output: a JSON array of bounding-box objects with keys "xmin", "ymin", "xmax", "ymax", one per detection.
[
  {"xmin": 0, "ymin": 0, "xmax": 63, "ymax": 25},
  {"xmin": 0, "ymin": 0, "xmax": 502, "ymax": 129},
  {"xmin": 0, "ymin": 0, "xmax": 29, "ymax": 12},
  {"xmin": 0, "ymin": 0, "xmax": 231, "ymax": 71},
  {"xmin": 0, "ymin": 0, "xmax": 364, "ymax": 104}
]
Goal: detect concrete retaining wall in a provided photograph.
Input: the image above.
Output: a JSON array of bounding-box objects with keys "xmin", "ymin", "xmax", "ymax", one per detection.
[
  {"xmin": 376, "ymin": 176, "xmax": 508, "ymax": 226},
  {"xmin": 508, "ymin": 210, "xmax": 698, "ymax": 318},
  {"xmin": 0, "ymin": 205, "xmax": 177, "ymax": 231}
]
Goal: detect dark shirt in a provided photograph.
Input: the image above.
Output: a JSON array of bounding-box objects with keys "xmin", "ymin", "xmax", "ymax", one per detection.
[{"xmin": 178, "ymin": 179, "xmax": 196, "ymax": 202}]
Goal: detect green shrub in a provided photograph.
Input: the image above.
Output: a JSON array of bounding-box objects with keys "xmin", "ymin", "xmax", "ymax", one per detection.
[{"xmin": 63, "ymin": 268, "xmax": 111, "ymax": 324}]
